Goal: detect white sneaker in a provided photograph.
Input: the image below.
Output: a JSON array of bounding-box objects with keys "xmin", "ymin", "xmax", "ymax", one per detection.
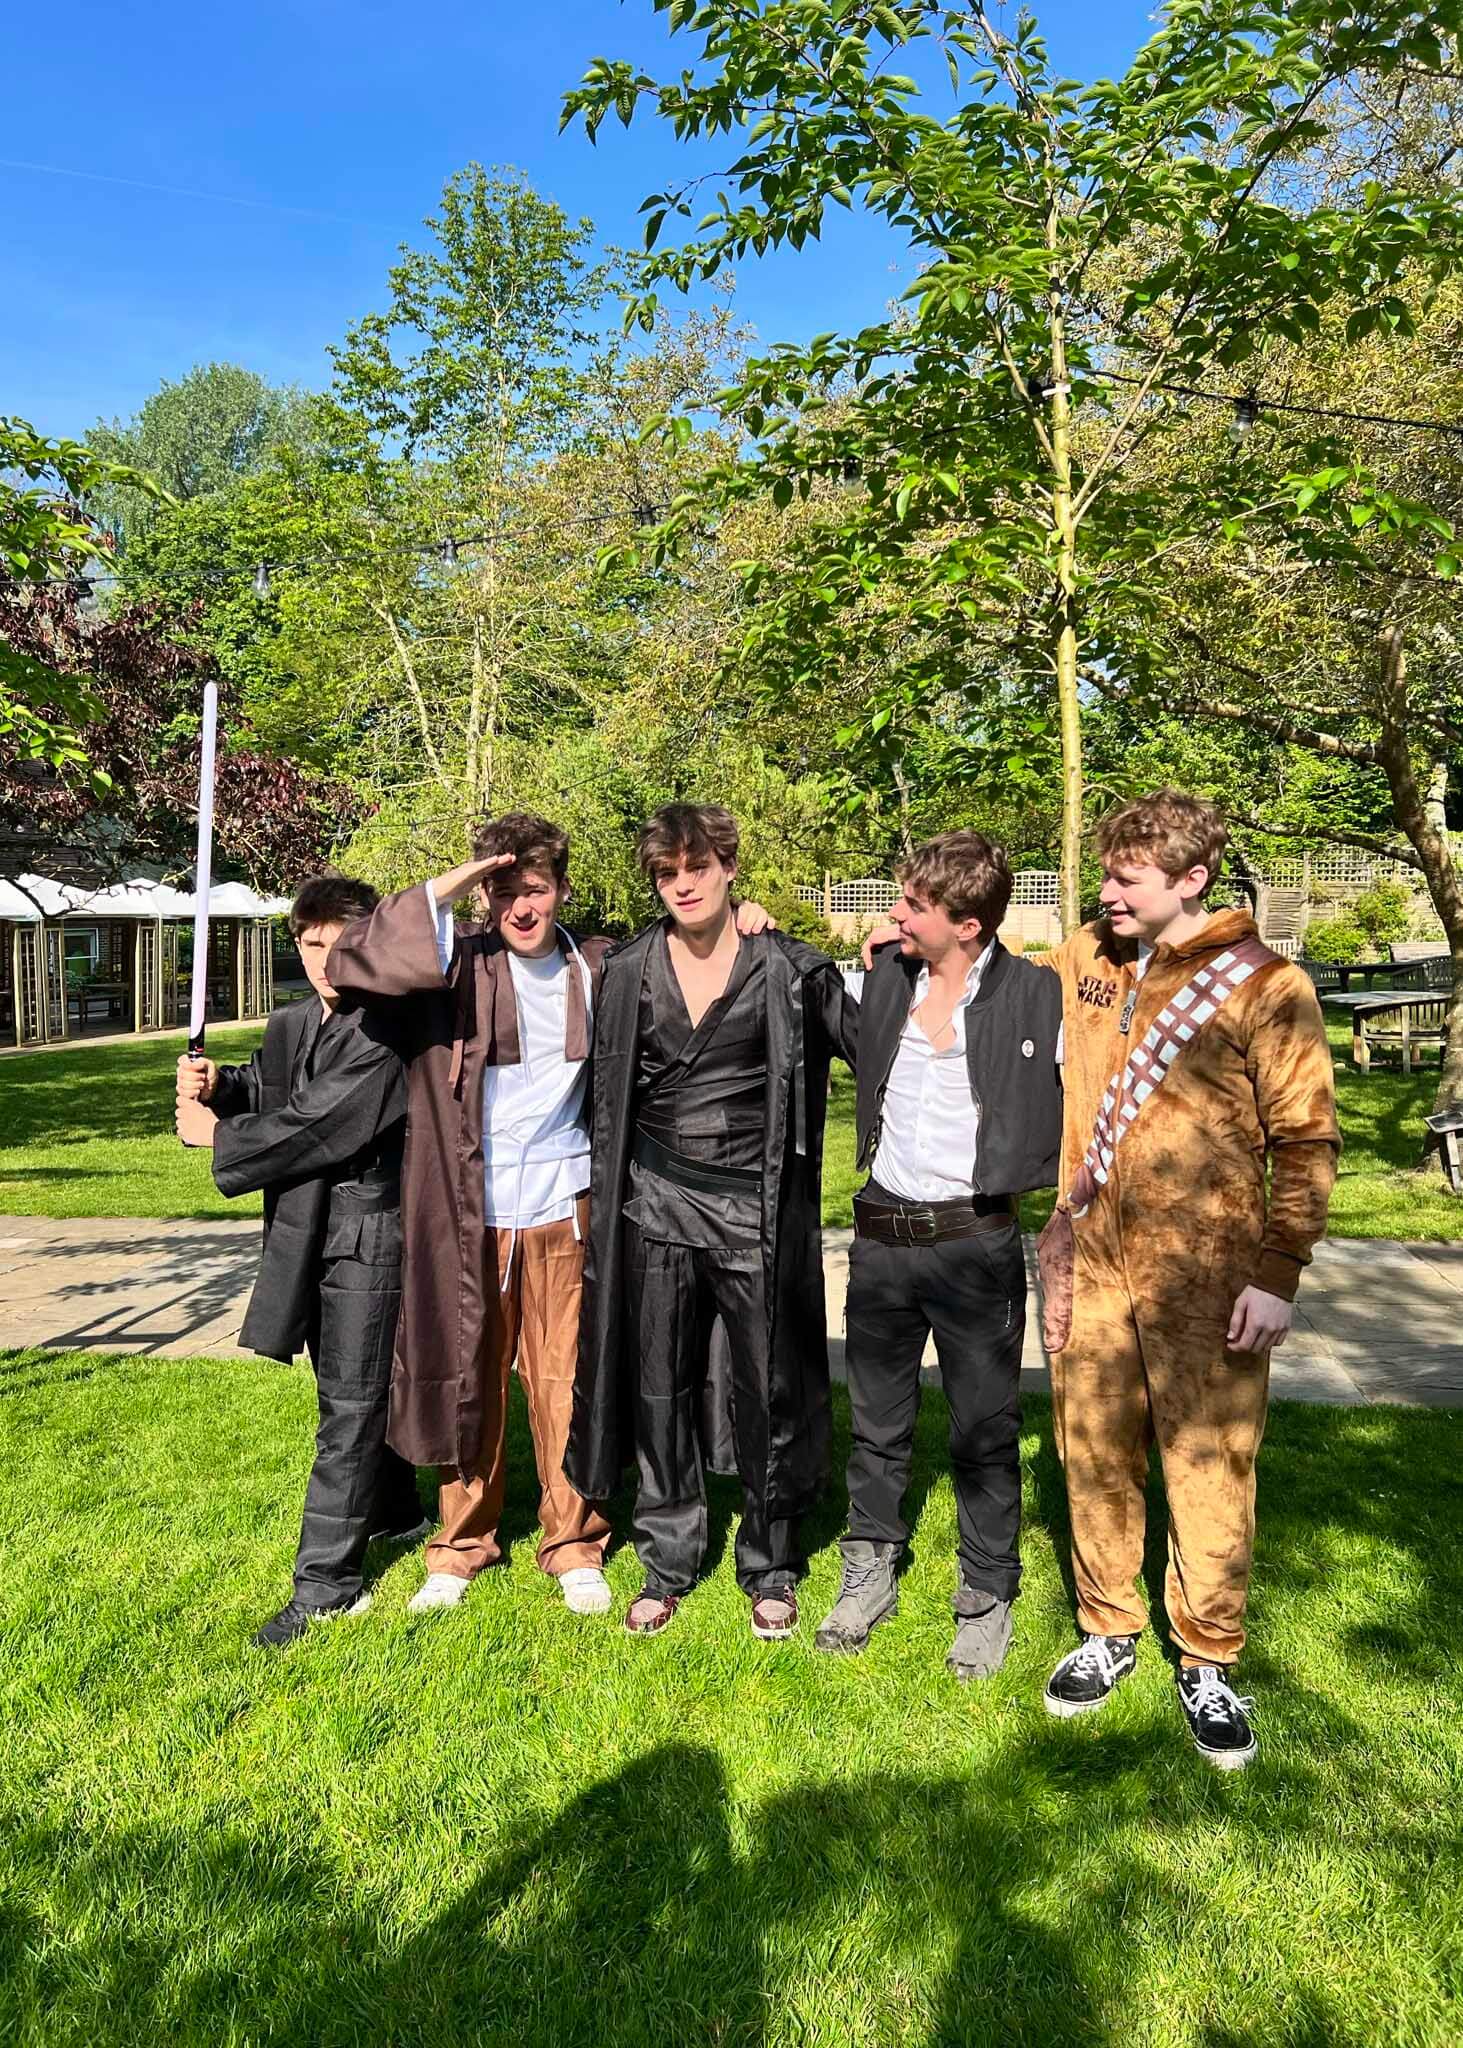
[
  {"xmin": 559, "ymin": 1567, "xmax": 612, "ymax": 1616},
  {"xmin": 407, "ymin": 1572, "xmax": 469, "ymax": 1614}
]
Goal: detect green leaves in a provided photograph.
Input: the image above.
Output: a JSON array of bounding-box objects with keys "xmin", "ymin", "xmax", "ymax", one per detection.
[{"xmin": 0, "ymin": 418, "xmax": 175, "ymax": 773}]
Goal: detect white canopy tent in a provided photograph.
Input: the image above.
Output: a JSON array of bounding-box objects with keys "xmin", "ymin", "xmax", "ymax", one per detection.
[
  {"xmin": 0, "ymin": 873, "xmax": 291, "ymax": 1048},
  {"xmin": 0, "ymin": 876, "xmax": 289, "ymax": 922}
]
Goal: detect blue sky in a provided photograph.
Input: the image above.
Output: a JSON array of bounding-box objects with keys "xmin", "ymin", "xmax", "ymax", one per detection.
[{"xmin": 6, "ymin": 0, "xmax": 1158, "ymax": 441}]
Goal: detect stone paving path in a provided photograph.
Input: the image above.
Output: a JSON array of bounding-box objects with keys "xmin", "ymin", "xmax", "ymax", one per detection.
[{"xmin": 2, "ymin": 1214, "xmax": 1459, "ymax": 1406}]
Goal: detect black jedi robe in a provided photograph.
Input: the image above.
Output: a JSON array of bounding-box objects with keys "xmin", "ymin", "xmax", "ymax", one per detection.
[
  {"xmin": 566, "ymin": 923, "xmax": 858, "ymax": 1518},
  {"xmin": 210, "ymin": 1001, "xmax": 406, "ymax": 1363}
]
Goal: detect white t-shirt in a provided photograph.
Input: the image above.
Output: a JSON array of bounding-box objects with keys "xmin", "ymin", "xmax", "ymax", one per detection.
[{"xmin": 431, "ymin": 890, "xmax": 592, "ymax": 1229}]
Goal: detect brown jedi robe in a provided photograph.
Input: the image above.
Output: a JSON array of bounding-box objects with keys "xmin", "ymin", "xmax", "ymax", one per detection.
[{"xmin": 326, "ymin": 885, "xmax": 611, "ymax": 1474}]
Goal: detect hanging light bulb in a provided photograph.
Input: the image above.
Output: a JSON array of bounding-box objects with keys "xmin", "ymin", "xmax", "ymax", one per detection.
[
  {"xmin": 252, "ymin": 562, "xmax": 271, "ymax": 600},
  {"xmin": 633, "ymin": 502, "xmax": 657, "ymax": 530},
  {"xmin": 838, "ymin": 455, "xmax": 862, "ymax": 488},
  {"xmin": 1229, "ymin": 393, "xmax": 1260, "ymax": 443},
  {"xmin": 441, "ymin": 536, "xmax": 459, "ymax": 566}
]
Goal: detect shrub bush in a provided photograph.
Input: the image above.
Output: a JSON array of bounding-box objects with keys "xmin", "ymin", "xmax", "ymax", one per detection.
[
  {"xmin": 1352, "ymin": 880, "xmax": 1412, "ymax": 950},
  {"xmin": 1304, "ymin": 916, "xmax": 1366, "ymax": 964},
  {"xmin": 757, "ymin": 887, "xmax": 841, "ymax": 955}
]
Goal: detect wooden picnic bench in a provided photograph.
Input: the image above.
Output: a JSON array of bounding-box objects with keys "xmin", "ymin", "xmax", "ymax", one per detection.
[
  {"xmin": 1321, "ymin": 989, "xmax": 1449, "ymax": 1073},
  {"xmin": 1300, "ymin": 957, "xmax": 1410, "ymax": 993}
]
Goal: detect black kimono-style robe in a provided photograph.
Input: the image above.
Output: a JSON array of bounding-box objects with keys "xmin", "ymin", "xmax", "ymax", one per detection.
[
  {"xmin": 566, "ymin": 922, "xmax": 859, "ymax": 1518},
  {"xmin": 210, "ymin": 1000, "xmax": 406, "ymax": 1363}
]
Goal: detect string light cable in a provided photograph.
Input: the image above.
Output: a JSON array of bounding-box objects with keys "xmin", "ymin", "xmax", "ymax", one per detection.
[
  {"xmin": 34, "ymin": 497, "xmax": 674, "ymax": 595},
  {"xmin": 24, "ymin": 372, "xmax": 1463, "ymax": 601},
  {"xmin": 1071, "ymin": 366, "xmax": 1463, "ymax": 441}
]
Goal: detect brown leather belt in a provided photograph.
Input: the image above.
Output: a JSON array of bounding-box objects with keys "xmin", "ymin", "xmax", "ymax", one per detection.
[{"xmin": 853, "ymin": 1186, "xmax": 1013, "ymax": 1246}]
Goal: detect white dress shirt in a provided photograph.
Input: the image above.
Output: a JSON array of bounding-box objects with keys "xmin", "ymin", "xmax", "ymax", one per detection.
[
  {"xmin": 430, "ymin": 889, "xmax": 592, "ymax": 1233},
  {"xmin": 871, "ymin": 945, "xmax": 992, "ymax": 1201}
]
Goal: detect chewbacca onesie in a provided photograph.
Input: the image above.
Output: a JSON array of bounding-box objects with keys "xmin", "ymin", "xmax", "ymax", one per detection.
[{"xmin": 1042, "ymin": 908, "xmax": 1339, "ymax": 1666}]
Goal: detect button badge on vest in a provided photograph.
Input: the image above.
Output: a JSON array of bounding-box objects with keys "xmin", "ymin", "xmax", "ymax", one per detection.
[{"xmin": 1021, "ymin": 1039, "xmax": 1034, "ymax": 1058}]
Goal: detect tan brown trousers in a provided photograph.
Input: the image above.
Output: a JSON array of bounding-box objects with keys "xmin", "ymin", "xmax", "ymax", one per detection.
[
  {"xmin": 427, "ymin": 1198, "xmax": 611, "ymax": 1579},
  {"xmin": 1051, "ymin": 1222, "xmax": 1270, "ymax": 1667}
]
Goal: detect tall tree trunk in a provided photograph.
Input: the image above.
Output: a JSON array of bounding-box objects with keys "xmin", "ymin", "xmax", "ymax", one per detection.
[
  {"xmin": 1372, "ymin": 623, "xmax": 1463, "ymax": 1130},
  {"xmin": 1047, "ymin": 276, "xmax": 1083, "ymax": 933},
  {"xmin": 1425, "ymin": 755, "xmax": 1449, "ymax": 838}
]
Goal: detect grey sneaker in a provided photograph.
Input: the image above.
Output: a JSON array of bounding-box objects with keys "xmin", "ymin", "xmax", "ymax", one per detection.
[
  {"xmin": 814, "ymin": 1540, "xmax": 900, "ymax": 1654},
  {"xmin": 947, "ymin": 1593, "xmax": 1014, "ymax": 1683}
]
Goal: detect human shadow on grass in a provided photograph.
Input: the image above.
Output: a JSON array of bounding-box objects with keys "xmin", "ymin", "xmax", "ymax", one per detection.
[
  {"xmin": 9, "ymin": 1407, "xmax": 1461, "ymax": 2046},
  {"xmin": 3, "ymin": 1733, "xmax": 1410, "ymax": 2048},
  {"xmin": 0, "ymin": 1748, "xmax": 1109, "ymax": 2048}
]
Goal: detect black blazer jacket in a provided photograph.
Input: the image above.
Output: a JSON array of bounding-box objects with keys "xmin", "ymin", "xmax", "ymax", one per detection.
[{"xmin": 854, "ymin": 938, "xmax": 1062, "ymax": 1198}]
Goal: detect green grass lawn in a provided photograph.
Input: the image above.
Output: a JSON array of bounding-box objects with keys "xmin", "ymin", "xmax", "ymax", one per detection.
[
  {"xmin": 0, "ymin": 1027, "xmax": 269, "ymax": 1220},
  {"xmin": 1, "ymin": 1349, "xmax": 1459, "ymax": 2046},
  {"xmin": 3, "ymin": 1023, "xmax": 1459, "ymax": 1239}
]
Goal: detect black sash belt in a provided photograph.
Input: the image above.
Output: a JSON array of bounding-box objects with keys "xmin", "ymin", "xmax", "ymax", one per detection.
[
  {"xmin": 633, "ymin": 1127, "xmax": 762, "ymax": 1199},
  {"xmin": 854, "ymin": 1185, "xmax": 1013, "ymax": 1245},
  {"xmin": 331, "ymin": 1177, "xmax": 401, "ymax": 1215}
]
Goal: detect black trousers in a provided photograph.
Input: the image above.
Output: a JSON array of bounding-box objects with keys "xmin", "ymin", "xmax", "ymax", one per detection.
[
  {"xmin": 294, "ymin": 1209, "xmax": 420, "ymax": 1609},
  {"xmin": 625, "ymin": 1223, "xmax": 800, "ymax": 1600},
  {"xmin": 843, "ymin": 1205, "xmax": 1027, "ymax": 1603}
]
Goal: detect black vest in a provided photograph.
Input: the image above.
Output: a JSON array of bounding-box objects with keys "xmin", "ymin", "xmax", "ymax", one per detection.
[
  {"xmin": 634, "ymin": 926, "xmax": 768, "ymax": 1170},
  {"xmin": 853, "ymin": 940, "xmax": 1063, "ymax": 1198}
]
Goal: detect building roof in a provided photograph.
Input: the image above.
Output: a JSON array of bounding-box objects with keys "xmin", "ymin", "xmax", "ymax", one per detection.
[{"xmin": 0, "ymin": 875, "xmax": 291, "ymax": 922}]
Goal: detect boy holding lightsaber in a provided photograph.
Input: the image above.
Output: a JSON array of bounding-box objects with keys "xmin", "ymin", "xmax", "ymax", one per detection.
[{"xmin": 177, "ymin": 874, "xmax": 424, "ymax": 1647}]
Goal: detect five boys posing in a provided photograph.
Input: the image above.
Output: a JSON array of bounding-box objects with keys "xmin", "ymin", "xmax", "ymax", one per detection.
[{"xmin": 192, "ymin": 787, "xmax": 1337, "ymax": 1768}]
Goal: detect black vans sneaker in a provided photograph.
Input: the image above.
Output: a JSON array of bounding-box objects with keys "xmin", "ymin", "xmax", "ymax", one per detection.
[
  {"xmin": 1177, "ymin": 1664, "xmax": 1258, "ymax": 1770},
  {"xmin": 1043, "ymin": 1633, "xmax": 1139, "ymax": 1717}
]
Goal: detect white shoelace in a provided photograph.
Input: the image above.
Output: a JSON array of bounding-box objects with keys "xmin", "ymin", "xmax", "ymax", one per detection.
[
  {"xmin": 1065, "ymin": 1636, "xmax": 1120, "ymax": 1686},
  {"xmin": 1185, "ymin": 1665, "xmax": 1257, "ymax": 1723}
]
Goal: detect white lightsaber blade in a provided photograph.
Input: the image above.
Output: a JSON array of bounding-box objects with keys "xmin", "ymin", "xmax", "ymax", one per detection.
[{"xmin": 187, "ymin": 679, "xmax": 219, "ymax": 1054}]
